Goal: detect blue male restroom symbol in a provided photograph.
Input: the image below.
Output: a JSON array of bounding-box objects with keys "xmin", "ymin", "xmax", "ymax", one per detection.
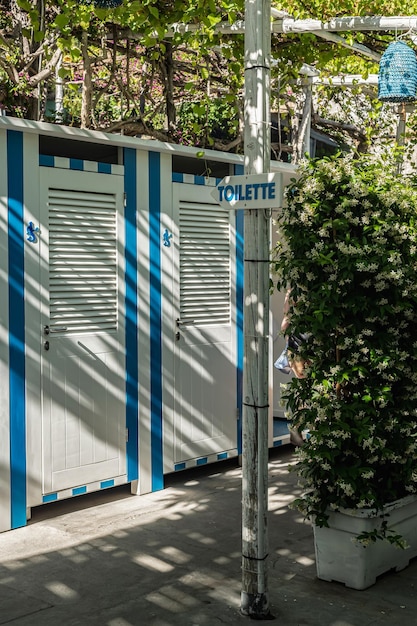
[{"xmin": 163, "ymin": 229, "xmax": 173, "ymax": 247}]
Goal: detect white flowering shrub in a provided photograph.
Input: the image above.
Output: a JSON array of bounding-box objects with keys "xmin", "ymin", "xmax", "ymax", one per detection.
[{"xmin": 272, "ymin": 152, "xmax": 417, "ymax": 540}]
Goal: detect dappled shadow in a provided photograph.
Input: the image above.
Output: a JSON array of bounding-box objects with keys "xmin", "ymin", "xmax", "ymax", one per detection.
[{"xmin": 1, "ymin": 447, "xmax": 417, "ymax": 626}]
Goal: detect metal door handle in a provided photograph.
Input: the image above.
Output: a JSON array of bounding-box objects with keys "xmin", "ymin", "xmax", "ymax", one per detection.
[
  {"xmin": 176, "ymin": 318, "xmax": 195, "ymax": 327},
  {"xmin": 44, "ymin": 325, "xmax": 68, "ymax": 334}
]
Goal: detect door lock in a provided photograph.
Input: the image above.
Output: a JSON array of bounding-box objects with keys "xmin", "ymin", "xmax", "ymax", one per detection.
[{"xmin": 44, "ymin": 340, "xmax": 50, "ymax": 351}]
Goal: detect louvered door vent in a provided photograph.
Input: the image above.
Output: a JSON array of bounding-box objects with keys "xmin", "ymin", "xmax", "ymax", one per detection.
[
  {"xmin": 179, "ymin": 201, "xmax": 231, "ymax": 326},
  {"xmin": 48, "ymin": 188, "xmax": 118, "ymax": 333}
]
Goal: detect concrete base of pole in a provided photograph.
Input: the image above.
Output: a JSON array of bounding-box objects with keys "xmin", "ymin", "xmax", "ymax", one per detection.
[{"xmin": 240, "ymin": 592, "xmax": 275, "ymax": 620}]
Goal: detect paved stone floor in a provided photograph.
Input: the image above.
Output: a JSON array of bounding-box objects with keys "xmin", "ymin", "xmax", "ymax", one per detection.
[{"xmin": 1, "ymin": 446, "xmax": 417, "ymax": 625}]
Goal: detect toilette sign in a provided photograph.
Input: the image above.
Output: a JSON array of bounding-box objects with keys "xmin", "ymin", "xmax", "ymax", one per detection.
[{"xmin": 211, "ymin": 173, "xmax": 282, "ymax": 210}]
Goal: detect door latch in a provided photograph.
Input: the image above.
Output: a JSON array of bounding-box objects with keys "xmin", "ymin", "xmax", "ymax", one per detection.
[
  {"xmin": 44, "ymin": 324, "xmax": 67, "ymax": 335},
  {"xmin": 176, "ymin": 318, "xmax": 195, "ymax": 327}
]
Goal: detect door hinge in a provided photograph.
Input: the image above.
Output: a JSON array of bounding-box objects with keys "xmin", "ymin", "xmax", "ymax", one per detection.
[
  {"xmin": 236, "ymin": 408, "xmax": 240, "ymax": 420},
  {"xmin": 123, "ymin": 192, "xmax": 127, "ymax": 207},
  {"xmin": 125, "ymin": 428, "xmax": 129, "ymax": 442}
]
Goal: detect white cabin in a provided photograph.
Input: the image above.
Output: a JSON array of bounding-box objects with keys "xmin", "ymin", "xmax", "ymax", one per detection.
[{"xmin": 0, "ymin": 116, "xmax": 295, "ymax": 532}]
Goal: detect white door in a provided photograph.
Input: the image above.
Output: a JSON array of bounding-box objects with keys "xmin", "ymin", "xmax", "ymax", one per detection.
[
  {"xmin": 40, "ymin": 168, "xmax": 126, "ymax": 494},
  {"xmin": 172, "ymin": 183, "xmax": 237, "ymax": 463}
]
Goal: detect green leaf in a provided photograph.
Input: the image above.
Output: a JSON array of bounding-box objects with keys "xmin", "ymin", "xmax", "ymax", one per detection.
[
  {"xmin": 16, "ymin": 0, "xmax": 32, "ymax": 10},
  {"xmin": 54, "ymin": 14, "xmax": 71, "ymax": 30},
  {"xmin": 193, "ymin": 104, "xmax": 205, "ymax": 115},
  {"xmin": 230, "ymin": 62, "xmax": 242, "ymax": 75},
  {"xmin": 148, "ymin": 6, "xmax": 159, "ymax": 19},
  {"xmin": 33, "ymin": 30, "xmax": 45, "ymax": 43},
  {"xmin": 57, "ymin": 67, "xmax": 70, "ymax": 79}
]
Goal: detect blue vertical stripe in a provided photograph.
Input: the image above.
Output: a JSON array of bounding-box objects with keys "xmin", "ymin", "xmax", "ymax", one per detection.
[
  {"xmin": 7, "ymin": 130, "xmax": 26, "ymax": 529},
  {"xmin": 149, "ymin": 151, "xmax": 164, "ymax": 492},
  {"xmin": 124, "ymin": 148, "xmax": 139, "ymax": 481},
  {"xmin": 234, "ymin": 163, "xmax": 244, "ymax": 455}
]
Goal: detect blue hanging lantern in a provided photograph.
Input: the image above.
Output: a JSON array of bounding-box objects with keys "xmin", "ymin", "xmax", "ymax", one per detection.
[{"xmin": 378, "ymin": 40, "xmax": 417, "ymax": 103}]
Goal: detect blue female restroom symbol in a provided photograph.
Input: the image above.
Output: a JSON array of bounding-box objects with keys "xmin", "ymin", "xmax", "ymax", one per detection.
[{"xmin": 26, "ymin": 222, "xmax": 39, "ymax": 243}]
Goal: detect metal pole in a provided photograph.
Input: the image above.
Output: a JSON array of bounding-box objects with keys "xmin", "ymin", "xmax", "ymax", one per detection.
[
  {"xmin": 300, "ymin": 77, "xmax": 313, "ymax": 158},
  {"xmin": 240, "ymin": 0, "xmax": 272, "ymax": 618},
  {"xmin": 395, "ymin": 103, "xmax": 406, "ymax": 175}
]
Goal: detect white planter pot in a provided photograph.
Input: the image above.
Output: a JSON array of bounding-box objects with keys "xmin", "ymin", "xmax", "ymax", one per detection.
[{"xmin": 313, "ymin": 495, "xmax": 417, "ymax": 590}]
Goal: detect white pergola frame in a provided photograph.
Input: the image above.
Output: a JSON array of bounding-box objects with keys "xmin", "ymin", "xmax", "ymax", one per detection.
[
  {"xmin": 162, "ymin": 12, "xmax": 417, "ymax": 66},
  {"xmin": 169, "ymin": 13, "xmax": 417, "ymax": 39}
]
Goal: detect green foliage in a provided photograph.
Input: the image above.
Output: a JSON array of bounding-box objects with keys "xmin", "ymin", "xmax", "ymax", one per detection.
[
  {"xmin": 356, "ymin": 519, "xmax": 409, "ymax": 549},
  {"xmin": 3, "ymin": 0, "xmax": 417, "ymax": 155},
  {"xmin": 273, "ymin": 0, "xmax": 417, "ymax": 20},
  {"xmin": 272, "ymin": 151, "xmax": 417, "ymax": 543},
  {"xmin": 175, "ymin": 97, "xmax": 239, "ymax": 146}
]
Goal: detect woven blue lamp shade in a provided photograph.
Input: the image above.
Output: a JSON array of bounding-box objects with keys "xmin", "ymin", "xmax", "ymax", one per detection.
[{"xmin": 378, "ymin": 40, "xmax": 417, "ymax": 103}]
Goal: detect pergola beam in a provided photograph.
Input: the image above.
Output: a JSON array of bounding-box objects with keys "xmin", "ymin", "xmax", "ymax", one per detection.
[
  {"xmin": 166, "ymin": 15, "xmax": 417, "ymax": 37},
  {"xmin": 273, "ymin": 15, "xmax": 417, "ymax": 34},
  {"xmin": 311, "ymin": 73, "xmax": 379, "ymax": 86},
  {"xmin": 309, "ymin": 31, "xmax": 381, "ymax": 61}
]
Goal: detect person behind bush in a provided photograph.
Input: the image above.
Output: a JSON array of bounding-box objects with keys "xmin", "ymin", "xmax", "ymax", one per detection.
[{"xmin": 281, "ymin": 288, "xmax": 308, "ymax": 446}]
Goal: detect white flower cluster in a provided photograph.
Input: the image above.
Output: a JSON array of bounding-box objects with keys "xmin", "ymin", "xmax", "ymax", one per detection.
[{"xmin": 274, "ymin": 153, "xmax": 417, "ymax": 529}]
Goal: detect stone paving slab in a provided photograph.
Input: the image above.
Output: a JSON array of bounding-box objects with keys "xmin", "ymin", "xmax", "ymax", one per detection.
[{"xmin": 1, "ymin": 447, "xmax": 417, "ymax": 625}]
